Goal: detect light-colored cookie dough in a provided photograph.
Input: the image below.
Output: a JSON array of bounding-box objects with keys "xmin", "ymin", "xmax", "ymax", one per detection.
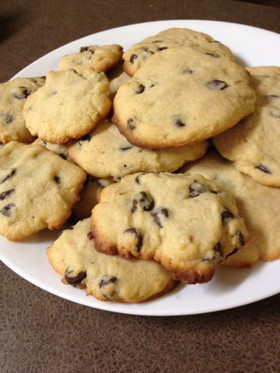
[
  {"xmin": 58, "ymin": 44, "xmax": 123, "ymax": 74},
  {"xmin": 0, "ymin": 141, "xmax": 86, "ymax": 241},
  {"xmin": 123, "ymin": 27, "xmax": 235, "ymax": 76},
  {"xmin": 213, "ymin": 66, "xmax": 280, "ymax": 187},
  {"xmin": 91, "ymin": 172, "xmax": 250, "ymax": 284},
  {"xmin": 23, "ymin": 69, "xmax": 111, "ymax": 144},
  {"xmin": 185, "ymin": 151, "xmax": 280, "ymax": 267},
  {"xmin": 107, "ymin": 62, "xmax": 130, "ymax": 97},
  {"xmin": 0, "ymin": 76, "xmax": 45, "ymax": 144},
  {"xmin": 33, "ymin": 138, "xmax": 71, "ymax": 160},
  {"xmin": 67, "ymin": 119, "xmax": 208, "ymax": 180},
  {"xmin": 113, "ymin": 45, "xmax": 256, "ymax": 149},
  {"xmin": 47, "ymin": 218, "xmax": 176, "ymax": 303},
  {"xmin": 72, "ymin": 176, "xmax": 114, "ymax": 221}
]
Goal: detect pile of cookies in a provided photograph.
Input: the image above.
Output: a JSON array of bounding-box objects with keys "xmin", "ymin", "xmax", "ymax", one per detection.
[{"xmin": 0, "ymin": 27, "xmax": 279, "ymax": 303}]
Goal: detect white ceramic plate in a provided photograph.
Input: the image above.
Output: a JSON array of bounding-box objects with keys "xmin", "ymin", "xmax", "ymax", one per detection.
[{"xmin": 1, "ymin": 20, "xmax": 280, "ymax": 316}]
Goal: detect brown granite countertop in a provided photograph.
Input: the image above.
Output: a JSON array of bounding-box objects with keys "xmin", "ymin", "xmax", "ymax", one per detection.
[{"xmin": 1, "ymin": 1, "xmax": 280, "ymax": 372}]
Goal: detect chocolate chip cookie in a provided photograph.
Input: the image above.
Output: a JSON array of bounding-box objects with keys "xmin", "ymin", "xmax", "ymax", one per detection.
[
  {"xmin": 0, "ymin": 76, "xmax": 45, "ymax": 144},
  {"xmin": 67, "ymin": 119, "xmax": 208, "ymax": 180},
  {"xmin": 91, "ymin": 172, "xmax": 250, "ymax": 284},
  {"xmin": 212, "ymin": 66, "xmax": 280, "ymax": 187},
  {"xmin": 185, "ymin": 151, "xmax": 280, "ymax": 266},
  {"xmin": 58, "ymin": 44, "xmax": 123, "ymax": 73},
  {"xmin": 23, "ymin": 69, "xmax": 111, "ymax": 144},
  {"xmin": 0, "ymin": 141, "xmax": 86, "ymax": 241},
  {"xmin": 123, "ymin": 27, "xmax": 235, "ymax": 76},
  {"xmin": 47, "ymin": 218, "xmax": 176, "ymax": 303},
  {"xmin": 113, "ymin": 45, "xmax": 256, "ymax": 149}
]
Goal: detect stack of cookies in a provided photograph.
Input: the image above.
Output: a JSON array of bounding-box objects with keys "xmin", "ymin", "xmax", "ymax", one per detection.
[{"xmin": 0, "ymin": 27, "xmax": 279, "ymax": 303}]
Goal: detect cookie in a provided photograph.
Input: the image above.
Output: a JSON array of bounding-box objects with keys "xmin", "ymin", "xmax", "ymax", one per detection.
[
  {"xmin": 0, "ymin": 76, "xmax": 45, "ymax": 144},
  {"xmin": 23, "ymin": 69, "xmax": 111, "ymax": 144},
  {"xmin": 184, "ymin": 151, "xmax": 280, "ymax": 267},
  {"xmin": 0, "ymin": 141, "xmax": 86, "ymax": 241},
  {"xmin": 107, "ymin": 62, "xmax": 130, "ymax": 97},
  {"xmin": 33, "ymin": 138, "xmax": 71, "ymax": 160},
  {"xmin": 72, "ymin": 176, "xmax": 114, "ymax": 221},
  {"xmin": 123, "ymin": 27, "xmax": 235, "ymax": 76},
  {"xmin": 58, "ymin": 44, "xmax": 123, "ymax": 74},
  {"xmin": 67, "ymin": 119, "xmax": 208, "ymax": 180},
  {"xmin": 212, "ymin": 66, "xmax": 280, "ymax": 187},
  {"xmin": 91, "ymin": 172, "xmax": 250, "ymax": 284},
  {"xmin": 113, "ymin": 45, "xmax": 256, "ymax": 149},
  {"xmin": 47, "ymin": 218, "xmax": 176, "ymax": 303}
]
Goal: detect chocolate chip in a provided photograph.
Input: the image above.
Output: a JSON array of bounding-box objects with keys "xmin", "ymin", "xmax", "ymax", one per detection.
[
  {"xmin": 13, "ymin": 86, "xmax": 31, "ymax": 99},
  {"xmin": 0, "ymin": 189, "xmax": 14, "ymax": 200},
  {"xmin": 99, "ymin": 276, "xmax": 118, "ymax": 288},
  {"xmin": 124, "ymin": 228, "xmax": 143, "ymax": 251},
  {"xmin": 203, "ymin": 242, "xmax": 223, "ymax": 262},
  {"xmin": 236, "ymin": 231, "xmax": 245, "ymax": 246},
  {"xmin": 0, "ymin": 203, "xmax": 15, "ymax": 217},
  {"xmin": 135, "ymin": 175, "xmax": 142, "ymax": 185},
  {"xmin": 131, "ymin": 191, "xmax": 154, "ymax": 213},
  {"xmin": 136, "ymin": 84, "xmax": 145, "ymax": 94},
  {"xmin": 119, "ymin": 145, "xmax": 133, "ymax": 151},
  {"xmin": 127, "ymin": 118, "xmax": 136, "ymax": 130},
  {"xmin": 80, "ymin": 46, "xmax": 93, "ymax": 54},
  {"xmin": 189, "ymin": 182, "xmax": 208, "ymax": 198},
  {"xmin": 1, "ymin": 112, "xmax": 13, "ymax": 124},
  {"xmin": 255, "ymin": 164, "xmax": 271, "ymax": 174},
  {"xmin": 183, "ymin": 70, "xmax": 194, "ymax": 75},
  {"xmin": 206, "ymin": 80, "xmax": 228, "ymax": 90},
  {"xmin": 64, "ymin": 269, "xmax": 87, "ymax": 286},
  {"xmin": 152, "ymin": 208, "xmax": 169, "ymax": 228},
  {"xmin": 87, "ymin": 231, "xmax": 94, "ymax": 240},
  {"xmin": 270, "ymin": 106, "xmax": 280, "ymax": 118},
  {"xmin": 80, "ymin": 134, "xmax": 91, "ymax": 142},
  {"xmin": 224, "ymin": 248, "xmax": 238, "ymax": 260},
  {"xmin": 221, "ymin": 208, "xmax": 234, "ymax": 221},
  {"xmin": 0, "ymin": 169, "xmax": 16, "ymax": 184},
  {"xmin": 54, "ymin": 176, "xmax": 60, "ymax": 184},
  {"xmin": 214, "ymin": 242, "xmax": 223, "ymax": 257},
  {"xmin": 205, "ymin": 52, "xmax": 219, "ymax": 58},
  {"xmin": 266, "ymin": 94, "xmax": 279, "ymax": 100},
  {"xmin": 174, "ymin": 118, "xmax": 186, "ymax": 127},
  {"xmin": 129, "ymin": 54, "xmax": 138, "ymax": 64},
  {"xmin": 157, "ymin": 46, "xmax": 168, "ymax": 51}
]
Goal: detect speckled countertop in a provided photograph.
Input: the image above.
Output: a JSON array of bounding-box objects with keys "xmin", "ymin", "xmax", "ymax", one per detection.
[{"xmin": 1, "ymin": 1, "xmax": 280, "ymax": 372}]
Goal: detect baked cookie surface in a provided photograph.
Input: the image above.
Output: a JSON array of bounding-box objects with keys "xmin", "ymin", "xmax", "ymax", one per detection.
[
  {"xmin": 23, "ymin": 69, "xmax": 111, "ymax": 144},
  {"xmin": 67, "ymin": 119, "xmax": 208, "ymax": 180},
  {"xmin": 58, "ymin": 44, "xmax": 123, "ymax": 73},
  {"xmin": 0, "ymin": 141, "xmax": 86, "ymax": 241},
  {"xmin": 185, "ymin": 151, "xmax": 280, "ymax": 266},
  {"xmin": 123, "ymin": 27, "xmax": 235, "ymax": 76},
  {"xmin": 113, "ymin": 46, "xmax": 256, "ymax": 149},
  {"xmin": 47, "ymin": 218, "xmax": 176, "ymax": 303},
  {"xmin": 72, "ymin": 176, "xmax": 114, "ymax": 221},
  {"xmin": 91, "ymin": 172, "xmax": 250, "ymax": 284},
  {"xmin": 33, "ymin": 138, "xmax": 71, "ymax": 160},
  {"xmin": 107, "ymin": 62, "xmax": 130, "ymax": 97},
  {"xmin": 212, "ymin": 66, "xmax": 280, "ymax": 187},
  {"xmin": 0, "ymin": 77, "xmax": 45, "ymax": 144}
]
